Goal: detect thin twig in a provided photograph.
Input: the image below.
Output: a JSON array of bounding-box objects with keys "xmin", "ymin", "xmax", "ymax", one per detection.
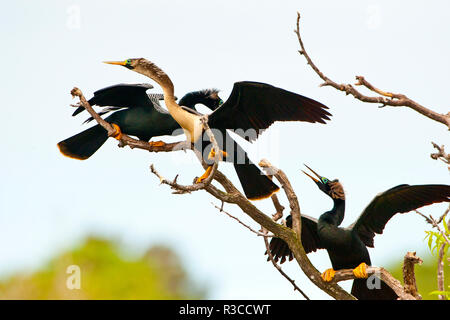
[
  {"xmin": 261, "ymin": 228, "xmax": 310, "ymax": 300},
  {"xmin": 437, "ymin": 204, "xmax": 450, "ymax": 225},
  {"xmin": 212, "ymin": 203, "xmax": 272, "ymax": 237}
]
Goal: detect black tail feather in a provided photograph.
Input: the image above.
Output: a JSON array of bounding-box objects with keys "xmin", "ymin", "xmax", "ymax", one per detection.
[
  {"xmin": 351, "ymin": 278, "xmax": 398, "ymax": 300},
  {"xmin": 57, "ymin": 124, "xmax": 108, "ymax": 160},
  {"xmin": 233, "ymin": 162, "xmax": 279, "ymax": 200}
]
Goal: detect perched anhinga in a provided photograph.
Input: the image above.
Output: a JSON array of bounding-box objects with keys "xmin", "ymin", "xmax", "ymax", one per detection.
[
  {"xmin": 267, "ymin": 165, "xmax": 450, "ymax": 300},
  {"xmin": 57, "ymin": 83, "xmax": 222, "ymax": 160},
  {"xmin": 104, "ymin": 58, "xmax": 332, "ymax": 200}
]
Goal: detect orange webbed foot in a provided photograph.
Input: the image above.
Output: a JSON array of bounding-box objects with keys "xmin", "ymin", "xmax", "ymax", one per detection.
[
  {"xmin": 149, "ymin": 140, "xmax": 166, "ymax": 147},
  {"xmin": 196, "ymin": 166, "xmax": 213, "ymax": 183},
  {"xmin": 321, "ymin": 268, "xmax": 336, "ymax": 282},
  {"xmin": 111, "ymin": 123, "xmax": 123, "ymax": 140},
  {"xmin": 208, "ymin": 148, "xmax": 228, "ymax": 160},
  {"xmin": 352, "ymin": 262, "xmax": 368, "ymax": 279}
]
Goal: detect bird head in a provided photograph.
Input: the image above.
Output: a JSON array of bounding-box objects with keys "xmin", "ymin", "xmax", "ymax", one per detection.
[
  {"xmin": 103, "ymin": 58, "xmax": 168, "ymax": 80},
  {"xmin": 197, "ymin": 89, "xmax": 224, "ymax": 111},
  {"xmin": 302, "ymin": 164, "xmax": 345, "ymax": 200},
  {"xmin": 104, "ymin": 58, "xmax": 141, "ymax": 70},
  {"xmin": 178, "ymin": 89, "xmax": 224, "ymax": 111}
]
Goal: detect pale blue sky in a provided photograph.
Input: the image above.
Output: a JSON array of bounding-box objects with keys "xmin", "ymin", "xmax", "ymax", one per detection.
[{"xmin": 1, "ymin": 0, "xmax": 449, "ymax": 299}]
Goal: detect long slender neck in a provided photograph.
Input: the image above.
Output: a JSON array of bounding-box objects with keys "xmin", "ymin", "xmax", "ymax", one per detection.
[
  {"xmin": 319, "ymin": 198, "xmax": 346, "ymax": 227},
  {"xmin": 135, "ymin": 59, "xmax": 200, "ymax": 140},
  {"xmin": 135, "ymin": 60, "xmax": 178, "ymax": 113}
]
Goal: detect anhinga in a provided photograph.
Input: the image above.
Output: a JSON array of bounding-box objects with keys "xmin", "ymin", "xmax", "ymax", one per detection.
[
  {"xmin": 104, "ymin": 58, "xmax": 332, "ymax": 200},
  {"xmin": 267, "ymin": 165, "xmax": 450, "ymax": 300},
  {"xmin": 57, "ymin": 83, "xmax": 222, "ymax": 160}
]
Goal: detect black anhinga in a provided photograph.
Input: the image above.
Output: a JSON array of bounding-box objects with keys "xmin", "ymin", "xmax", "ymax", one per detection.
[
  {"xmin": 103, "ymin": 58, "xmax": 332, "ymax": 200},
  {"xmin": 267, "ymin": 165, "xmax": 450, "ymax": 300},
  {"xmin": 57, "ymin": 83, "xmax": 222, "ymax": 160}
]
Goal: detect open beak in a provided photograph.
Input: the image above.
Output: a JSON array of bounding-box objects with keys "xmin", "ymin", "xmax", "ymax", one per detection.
[
  {"xmin": 103, "ymin": 60, "xmax": 127, "ymax": 66},
  {"xmin": 301, "ymin": 164, "xmax": 322, "ymax": 183}
]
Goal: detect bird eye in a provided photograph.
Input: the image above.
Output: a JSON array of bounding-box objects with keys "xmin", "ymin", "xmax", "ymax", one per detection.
[
  {"xmin": 219, "ymin": 99, "xmax": 224, "ymax": 105},
  {"xmin": 126, "ymin": 59, "xmax": 131, "ymax": 65},
  {"xmin": 321, "ymin": 177, "xmax": 328, "ymax": 184}
]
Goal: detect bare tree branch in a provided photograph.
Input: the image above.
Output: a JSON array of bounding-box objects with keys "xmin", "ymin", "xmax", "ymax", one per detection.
[
  {"xmin": 294, "ymin": 12, "xmax": 450, "ymax": 130},
  {"xmin": 431, "ymin": 142, "xmax": 450, "ymax": 171},
  {"xmin": 402, "ymin": 251, "xmax": 423, "ymax": 299},
  {"xmin": 270, "ymin": 193, "xmax": 285, "ymax": 222},
  {"xmin": 259, "ymin": 159, "xmax": 301, "ymax": 238}
]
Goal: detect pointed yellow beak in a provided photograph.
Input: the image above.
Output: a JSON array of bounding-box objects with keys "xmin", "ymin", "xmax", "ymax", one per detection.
[
  {"xmin": 301, "ymin": 164, "xmax": 321, "ymax": 183},
  {"xmin": 103, "ymin": 60, "xmax": 127, "ymax": 66}
]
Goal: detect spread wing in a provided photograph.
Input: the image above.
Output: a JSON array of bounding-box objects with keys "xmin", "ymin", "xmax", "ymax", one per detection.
[
  {"xmin": 350, "ymin": 184, "xmax": 450, "ymax": 247},
  {"xmin": 72, "ymin": 83, "xmax": 155, "ymax": 117},
  {"xmin": 208, "ymin": 81, "xmax": 331, "ymax": 142},
  {"xmin": 266, "ymin": 215, "xmax": 323, "ymax": 264}
]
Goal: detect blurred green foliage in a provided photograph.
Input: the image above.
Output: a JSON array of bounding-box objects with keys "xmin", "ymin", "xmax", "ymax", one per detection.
[{"xmin": 0, "ymin": 237, "xmax": 206, "ymax": 299}]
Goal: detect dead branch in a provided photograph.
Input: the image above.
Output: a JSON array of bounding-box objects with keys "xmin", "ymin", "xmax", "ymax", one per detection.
[
  {"xmin": 294, "ymin": 13, "xmax": 450, "ymax": 130},
  {"xmin": 270, "ymin": 193, "xmax": 285, "ymax": 222},
  {"xmin": 402, "ymin": 251, "xmax": 423, "ymax": 299},
  {"xmin": 259, "ymin": 159, "xmax": 301, "ymax": 238},
  {"xmin": 431, "ymin": 142, "xmax": 450, "ymax": 171}
]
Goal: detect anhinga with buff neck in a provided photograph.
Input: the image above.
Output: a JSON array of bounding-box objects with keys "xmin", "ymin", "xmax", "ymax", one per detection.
[
  {"xmin": 57, "ymin": 83, "xmax": 221, "ymax": 160},
  {"xmin": 104, "ymin": 58, "xmax": 332, "ymax": 200}
]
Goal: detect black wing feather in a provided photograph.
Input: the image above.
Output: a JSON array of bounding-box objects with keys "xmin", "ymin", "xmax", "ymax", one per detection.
[
  {"xmin": 208, "ymin": 82, "xmax": 331, "ymax": 141},
  {"xmin": 72, "ymin": 83, "xmax": 154, "ymax": 116},
  {"xmin": 351, "ymin": 184, "xmax": 450, "ymax": 247}
]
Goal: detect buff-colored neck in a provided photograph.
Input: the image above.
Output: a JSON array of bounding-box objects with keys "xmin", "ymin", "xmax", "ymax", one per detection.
[
  {"xmin": 135, "ymin": 59, "xmax": 176, "ymax": 106},
  {"xmin": 134, "ymin": 59, "xmax": 200, "ymax": 140}
]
